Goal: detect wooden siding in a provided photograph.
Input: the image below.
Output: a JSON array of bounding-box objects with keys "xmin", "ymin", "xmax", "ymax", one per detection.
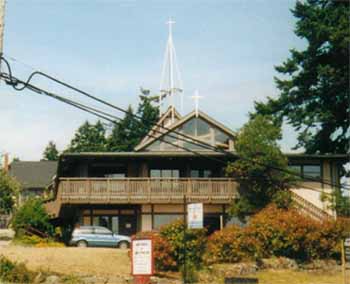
[{"xmin": 57, "ymin": 177, "xmax": 238, "ymax": 204}]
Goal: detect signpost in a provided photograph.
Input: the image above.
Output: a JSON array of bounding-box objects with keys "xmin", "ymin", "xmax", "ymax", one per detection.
[
  {"xmin": 182, "ymin": 202, "xmax": 203, "ymax": 283},
  {"xmin": 187, "ymin": 203, "xmax": 203, "ymax": 229},
  {"xmin": 131, "ymin": 237, "xmax": 154, "ymax": 284},
  {"xmin": 341, "ymin": 238, "xmax": 350, "ymax": 284}
]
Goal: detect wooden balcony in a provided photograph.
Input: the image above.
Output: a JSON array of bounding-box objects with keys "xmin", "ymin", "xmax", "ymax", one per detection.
[{"xmin": 56, "ymin": 177, "xmax": 238, "ymax": 204}]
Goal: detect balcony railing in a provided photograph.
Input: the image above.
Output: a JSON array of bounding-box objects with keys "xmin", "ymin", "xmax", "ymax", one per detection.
[{"xmin": 57, "ymin": 178, "xmax": 238, "ymax": 204}]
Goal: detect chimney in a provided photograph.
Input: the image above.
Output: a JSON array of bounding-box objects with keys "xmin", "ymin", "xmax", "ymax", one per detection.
[{"xmin": 3, "ymin": 153, "xmax": 9, "ymax": 172}]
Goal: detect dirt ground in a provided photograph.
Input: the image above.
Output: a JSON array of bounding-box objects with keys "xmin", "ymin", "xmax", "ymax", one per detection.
[
  {"xmin": 0, "ymin": 245, "xmax": 131, "ymax": 277},
  {"xmin": 0, "ymin": 245, "xmax": 347, "ymax": 284}
]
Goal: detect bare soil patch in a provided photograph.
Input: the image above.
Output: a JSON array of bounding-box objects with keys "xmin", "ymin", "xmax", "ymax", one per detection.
[{"xmin": 0, "ymin": 245, "xmax": 131, "ymax": 277}]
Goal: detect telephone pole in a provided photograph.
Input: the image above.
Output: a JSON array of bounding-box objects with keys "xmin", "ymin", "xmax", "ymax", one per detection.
[{"xmin": 0, "ymin": 0, "xmax": 6, "ymax": 71}]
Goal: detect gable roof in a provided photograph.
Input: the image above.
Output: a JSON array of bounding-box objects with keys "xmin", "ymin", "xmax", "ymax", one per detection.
[
  {"xmin": 135, "ymin": 109, "xmax": 236, "ymax": 152},
  {"xmin": 135, "ymin": 106, "xmax": 182, "ymax": 150},
  {"xmin": 9, "ymin": 161, "xmax": 58, "ymax": 189}
]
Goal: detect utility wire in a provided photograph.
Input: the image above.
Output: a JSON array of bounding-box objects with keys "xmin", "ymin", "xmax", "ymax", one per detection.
[
  {"xmin": 0, "ymin": 55, "xmax": 348, "ymax": 191},
  {"xmin": 0, "ymin": 72, "xmax": 230, "ymax": 167},
  {"xmin": 0, "ymin": 73, "xmax": 331, "ymax": 195}
]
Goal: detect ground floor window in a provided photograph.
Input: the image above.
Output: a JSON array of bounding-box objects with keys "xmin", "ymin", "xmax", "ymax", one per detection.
[
  {"xmin": 77, "ymin": 207, "xmax": 137, "ymax": 236},
  {"xmin": 153, "ymin": 214, "xmax": 183, "ymax": 229},
  {"xmin": 92, "ymin": 216, "xmax": 119, "ymax": 234}
]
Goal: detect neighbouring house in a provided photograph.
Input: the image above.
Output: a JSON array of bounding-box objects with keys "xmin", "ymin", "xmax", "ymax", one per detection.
[
  {"xmin": 8, "ymin": 160, "xmax": 58, "ymax": 205},
  {"xmin": 45, "ymin": 108, "xmax": 347, "ymax": 236}
]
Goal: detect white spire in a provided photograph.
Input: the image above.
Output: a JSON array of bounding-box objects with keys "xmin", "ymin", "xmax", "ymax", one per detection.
[
  {"xmin": 159, "ymin": 18, "xmax": 183, "ymax": 121},
  {"xmin": 191, "ymin": 90, "xmax": 203, "ymax": 118}
]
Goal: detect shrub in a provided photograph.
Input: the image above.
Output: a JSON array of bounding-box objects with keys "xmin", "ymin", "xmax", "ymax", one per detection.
[
  {"xmin": 134, "ymin": 231, "xmax": 177, "ymax": 271},
  {"xmin": 205, "ymin": 205, "xmax": 347, "ymax": 264},
  {"xmin": 12, "ymin": 198, "xmax": 54, "ymax": 237},
  {"xmin": 247, "ymin": 205, "xmax": 347, "ymax": 261},
  {"xmin": 0, "ymin": 255, "xmax": 35, "ymax": 283},
  {"xmin": 203, "ymin": 225, "xmax": 247, "ymax": 264},
  {"xmin": 159, "ymin": 220, "xmax": 207, "ymax": 269},
  {"xmin": 12, "ymin": 235, "xmax": 64, "ymax": 247},
  {"xmin": 245, "ymin": 205, "xmax": 315, "ymax": 260}
]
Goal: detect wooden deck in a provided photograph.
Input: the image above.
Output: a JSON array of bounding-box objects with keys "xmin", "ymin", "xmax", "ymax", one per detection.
[{"xmin": 57, "ymin": 177, "xmax": 238, "ymax": 204}]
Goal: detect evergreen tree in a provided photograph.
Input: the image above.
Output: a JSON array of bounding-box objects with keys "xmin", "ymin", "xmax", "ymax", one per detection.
[
  {"xmin": 227, "ymin": 115, "xmax": 296, "ymax": 220},
  {"xmin": 253, "ymin": 0, "xmax": 349, "ymax": 154},
  {"xmin": 107, "ymin": 106, "xmax": 139, "ymax": 152},
  {"xmin": 66, "ymin": 120, "xmax": 107, "ymax": 152},
  {"xmin": 136, "ymin": 88, "xmax": 159, "ymax": 139},
  {"xmin": 0, "ymin": 170, "xmax": 19, "ymax": 214},
  {"xmin": 43, "ymin": 141, "xmax": 59, "ymax": 161},
  {"xmin": 106, "ymin": 88, "xmax": 159, "ymax": 151}
]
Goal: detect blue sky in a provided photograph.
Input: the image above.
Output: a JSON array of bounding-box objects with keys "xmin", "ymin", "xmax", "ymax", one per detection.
[{"xmin": 0, "ymin": 0, "xmax": 304, "ymax": 160}]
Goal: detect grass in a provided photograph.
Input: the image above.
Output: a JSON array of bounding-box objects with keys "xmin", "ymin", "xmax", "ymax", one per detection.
[{"xmin": 244, "ymin": 269, "xmax": 347, "ymax": 284}]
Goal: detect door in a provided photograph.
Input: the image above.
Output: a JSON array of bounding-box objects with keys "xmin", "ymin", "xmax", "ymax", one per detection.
[
  {"xmin": 119, "ymin": 215, "xmax": 137, "ymax": 236},
  {"xmin": 204, "ymin": 215, "xmax": 221, "ymax": 235}
]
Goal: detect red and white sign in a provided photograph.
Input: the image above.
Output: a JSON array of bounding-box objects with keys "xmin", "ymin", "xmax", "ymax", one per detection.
[{"xmin": 131, "ymin": 238, "xmax": 154, "ymax": 276}]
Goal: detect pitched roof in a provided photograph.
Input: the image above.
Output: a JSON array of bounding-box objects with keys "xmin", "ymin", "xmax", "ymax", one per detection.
[
  {"xmin": 135, "ymin": 106, "xmax": 182, "ymax": 149},
  {"xmin": 134, "ymin": 109, "xmax": 237, "ymax": 152},
  {"xmin": 9, "ymin": 161, "xmax": 58, "ymax": 189}
]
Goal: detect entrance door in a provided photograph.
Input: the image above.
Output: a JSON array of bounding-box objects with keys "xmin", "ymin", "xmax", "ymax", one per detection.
[
  {"xmin": 119, "ymin": 215, "xmax": 137, "ymax": 236},
  {"xmin": 204, "ymin": 215, "xmax": 221, "ymax": 235}
]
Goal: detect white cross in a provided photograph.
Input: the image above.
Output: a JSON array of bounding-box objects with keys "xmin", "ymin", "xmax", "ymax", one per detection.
[
  {"xmin": 166, "ymin": 18, "xmax": 176, "ymax": 36},
  {"xmin": 191, "ymin": 90, "xmax": 203, "ymax": 117}
]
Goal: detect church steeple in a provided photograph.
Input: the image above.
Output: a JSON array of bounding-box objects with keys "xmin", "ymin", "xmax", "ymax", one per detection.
[{"xmin": 159, "ymin": 18, "xmax": 183, "ymax": 122}]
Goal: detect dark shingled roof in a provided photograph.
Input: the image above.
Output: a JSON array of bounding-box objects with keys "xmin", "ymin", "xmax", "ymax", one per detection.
[{"xmin": 9, "ymin": 161, "xmax": 58, "ymax": 189}]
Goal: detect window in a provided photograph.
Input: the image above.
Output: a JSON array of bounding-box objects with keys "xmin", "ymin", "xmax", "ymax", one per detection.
[
  {"xmin": 190, "ymin": 169, "xmax": 212, "ymax": 178},
  {"xmin": 93, "ymin": 216, "xmax": 109, "ymax": 228},
  {"xmin": 303, "ymin": 165, "xmax": 321, "ymax": 178},
  {"xmin": 289, "ymin": 164, "xmax": 321, "ymax": 179},
  {"xmin": 154, "ymin": 214, "xmax": 183, "ymax": 229},
  {"xmin": 74, "ymin": 227, "xmax": 94, "ymax": 235},
  {"xmin": 150, "ymin": 169, "xmax": 179, "ymax": 178},
  {"xmin": 190, "ymin": 170, "xmax": 200, "ymax": 178},
  {"xmin": 94, "ymin": 227, "xmax": 112, "ymax": 235},
  {"xmin": 288, "ymin": 165, "xmax": 302, "ymax": 174},
  {"xmin": 105, "ymin": 173, "xmax": 126, "ymax": 178}
]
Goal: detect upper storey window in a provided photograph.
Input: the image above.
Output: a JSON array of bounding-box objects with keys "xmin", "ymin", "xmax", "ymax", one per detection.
[
  {"xmin": 144, "ymin": 117, "xmax": 232, "ymax": 151},
  {"xmin": 288, "ymin": 164, "xmax": 321, "ymax": 179}
]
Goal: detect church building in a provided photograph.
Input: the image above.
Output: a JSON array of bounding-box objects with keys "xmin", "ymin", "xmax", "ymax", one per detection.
[{"xmin": 45, "ymin": 20, "xmax": 347, "ymax": 235}]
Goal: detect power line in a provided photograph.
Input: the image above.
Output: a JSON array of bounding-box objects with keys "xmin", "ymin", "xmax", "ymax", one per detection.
[
  {"xmin": 0, "ymin": 72, "xmax": 230, "ymax": 168},
  {"xmin": 0, "ymin": 55, "xmax": 348, "ymax": 192}
]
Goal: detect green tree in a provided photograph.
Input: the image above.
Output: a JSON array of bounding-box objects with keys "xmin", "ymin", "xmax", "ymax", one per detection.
[
  {"xmin": 66, "ymin": 120, "xmax": 107, "ymax": 152},
  {"xmin": 11, "ymin": 198, "xmax": 54, "ymax": 237},
  {"xmin": 107, "ymin": 106, "xmax": 139, "ymax": 151},
  {"xmin": 227, "ymin": 115, "xmax": 296, "ymax": 220},
  {"xmin": 136, "ymin": 88, "xmax": 159, "ymax": 139},
  {"xmin": 0, "ymin": 170, "xmax": 19, "ymax": 214},
  {"xmin": 106, "ymin": 89, "xmax": 159, "ymax": 151},
  {"xmin": 254, "ymin": 0, "xmax": 349, "ymax": 154},
  {"xmin": 43, "ymin": 141, "xmax": 59, "ymax": 161}
]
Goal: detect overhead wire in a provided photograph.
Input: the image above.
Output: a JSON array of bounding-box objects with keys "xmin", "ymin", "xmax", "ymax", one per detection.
[{"xmin": 0, "ymin": 55, "xmax": 348, "ymax": 192}]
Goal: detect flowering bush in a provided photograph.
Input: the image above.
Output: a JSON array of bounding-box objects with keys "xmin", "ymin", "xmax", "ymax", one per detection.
[
  {"xmin": 134, "ymin": 231, "xmax": 177, "ymax": 271},
  {"xmin": 203, "ymin": 225, "xmax": 247, "ymax": 264},
  {"xmin": 204, "ymin": 205, "xmax": 347, "ymax": 264},
  {"xmin": 159, "ymin": 220, "xmax": 207, "ymax": 269}
]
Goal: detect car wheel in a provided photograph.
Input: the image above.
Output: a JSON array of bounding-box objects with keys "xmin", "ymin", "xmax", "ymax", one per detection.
[
  {"xmin": 77, "ymin": 240, "xmax": 88, "ymax": 248},
  {"xmin": 118, "ymin": 241, "xmax": 129, "ymax": 249}
]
